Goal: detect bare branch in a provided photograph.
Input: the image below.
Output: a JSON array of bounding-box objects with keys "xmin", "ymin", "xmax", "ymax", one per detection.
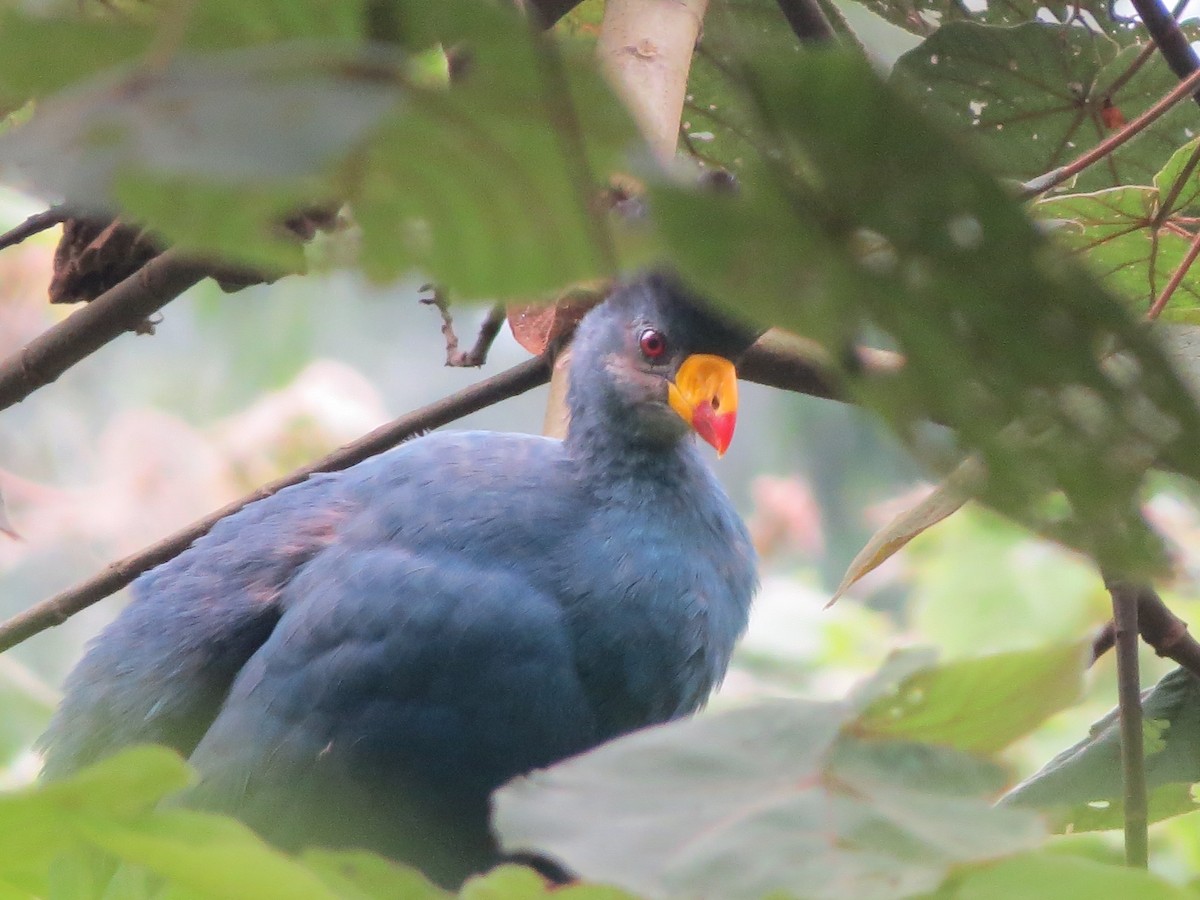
[
  {"xmin": 0, "ymin": 206, "xmax": 71, "ymax": 252},
  {"xmin": 1106, "ymin": 578, "xmax": 1150, "ymax": 868},
  {"xmin": 0, "ymin": 354, "xmax": 553, "ymax": 654},
  {"xmin": 0, "ymin": 249, "xmax": 211, "ymax": 413},
  {"xmin": 421, "ymin": 287, "xmax": 506, "ymax": 367}
]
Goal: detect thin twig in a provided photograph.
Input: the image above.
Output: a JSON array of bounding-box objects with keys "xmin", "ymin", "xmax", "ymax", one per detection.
[
  {"xmin": 0, "ymin": 249, "xmax": 210, "ymax": 413},
  {"xmin": 420, "ymin": 287, "xmax": 507, "ymax": 368},
  {"xmin": 1146, "ymin": 224, "xmax": 1200, "ymax": 319},
  {"xmin": 1021, "ymin": 66, "xmax": 1200, "ymax": 198},
  {"xmin": 0, "ymin": 206, "xmax": 71, "ymax": 252},
  {"xmin": 774, "ymin": 0, "xmax": 838, "ymax": 44},
  {"xmin": 1107, "ymin": 578, "xmax": 1150, "ymax": 868},
  {"xmin": 0, "ymin": 354, "xmax": 553, "ymax": 654}
]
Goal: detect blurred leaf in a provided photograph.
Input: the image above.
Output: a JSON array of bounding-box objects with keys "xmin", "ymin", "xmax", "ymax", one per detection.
[
  {"xmin": 83, "ymin": 809, "xmax": 337, "ymax": 900},
  {"xmin": 853, "ymin": 643, "xmax": 1088, "ymax": 754},
  {"xmin": 0, "ymin": 9, "xmax": 154, "ymax": 108},
  {"xmin": 494, "ymin": 697, "xmax": 1043, "ymax": 900},
  {"xmin": 1003, "ymin": 666, "xmax": 1200, "ymax": 830},
  {"xmin": 0, "ymin": 44, "xmax": 400, "ymax": 212},
  {"xmin": 654, "ymin": 47, "xmax": 1200, "ymax": 576},
  {"xmin": 940, "ymin": 850, "xmax": 1195, "ymax": 899},
  {"xmin": 0, "ymin": 3, "xmax": 637, "ymax": 298},
  {"xmin": 302, "ymin": 848, "xmax": 449, "ymax": 899},
  {"xmin": 894, "ymin": 27, "xmax": 1196, "ymax": 191},
  {"xmin": 0, "ymin": 746, "xmax": 189, "ymax": 889},
  {"xmin": 830, "ymin": 460, "xmax": 977, "ymax": 604},
  {"xmin": 460, "ymin": 864, "xmax": 635, "ymax": 899},
  {"xmin": 352, "ymin": 12, "xmax": 635, "ymax": 297}
]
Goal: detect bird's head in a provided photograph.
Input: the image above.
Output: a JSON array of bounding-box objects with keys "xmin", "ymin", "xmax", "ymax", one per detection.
[{"xmin": 567, "ymin": 273, "xmax": 758, "ymax": 457}]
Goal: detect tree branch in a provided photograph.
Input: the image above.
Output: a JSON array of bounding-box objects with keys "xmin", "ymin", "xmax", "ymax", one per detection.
[
  {"xmin": 1129, "ymin": 0, "xmax": 1200, "ymax": 95},
  {"xmin": 774, "ymin": 0, "xmax": 838, "ymax": 44},
  {"xmin": 0, "ymin": 354, "xmax": 553, "ymax": 654},
  {"xmin": 1092, "ymin": 582, "xmax": 1200, "ymax": 678},
  {"xmin": 0, "ymin": 206, "xmax": 71, "ymax": 252},
  {"xmin": 1106, "ymin": 578, "xmax": 1150, "ymax": 868},
  {"xmin": 0, "ymin": 249, "xmax": 210, "ymax": 413}
]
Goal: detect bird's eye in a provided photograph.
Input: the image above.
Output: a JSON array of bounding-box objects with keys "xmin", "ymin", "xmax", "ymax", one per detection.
[{"xmin": 639, "ymin": 328, "xmax": 668, "ymax": 360}]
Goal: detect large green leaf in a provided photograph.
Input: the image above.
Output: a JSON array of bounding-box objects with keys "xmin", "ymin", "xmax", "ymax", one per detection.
[
  {"xmin": 494, "ymin": 695, "xmax": 1044, "ymax": 900},
  {"xmin": 853, "ymin": 643, "xmax": 1087, "ymax": 754},
  {"xmin": 894, "ymin": 27, "xmax": 1196, "ymax": 191},
  {"xmin": 1003, "ymin": 666, "xmax": 1200, "ymax": 831},
  {"xmin": 1036, "ymin": 139, "xmax": 1200, "ymax": 322},
  {"xmin": 938, "ymin": 851, "xmax": 1196, "ymax": 899},
  {"xmin": 651, "ymin": 46, "xmax": 1200, "ymax": 575},
  {"xmin": 0, "ymin": 2, "xmax": 637, "ymax": 298}
]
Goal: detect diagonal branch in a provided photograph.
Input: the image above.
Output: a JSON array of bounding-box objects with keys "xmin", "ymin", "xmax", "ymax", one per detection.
[
  {"xmin": 0, "ymin": 249, "xmax": 211, "ymax": 413},
  {"xmin": 0, "ymin": 354, "xmax": 554, "ymax": 654},
  {"xmin": 0, "ymin": 205, "xmax": 71, "ymax": 252}
]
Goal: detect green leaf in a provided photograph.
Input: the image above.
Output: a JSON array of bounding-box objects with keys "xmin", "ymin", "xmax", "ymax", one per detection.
[
  {"xmin": 853, "ymin": 643, "xmax": 1088, "ymax": 754},
  {"xmin": 1003, "ymin": 666, "xmax": 1200, "ymax": 830},
  {"xmin": 0, "ymin": 746, "xmax": 190, "ymax": 893},
  {"xmin": 460, "ymin": 864, "xmax": 635, "ymax": 899},
  {"xmin": 894, "ymin": 27, "xmax": 1196, "ymax": 191},
  {"xmin": 1034, "ymin": 187, "xmax": 1197, "ymax": 319},
  {"xmin": 0, "ymin": 9, "xmax": 154, "ymax": 108},
  {"xmin": 0, "ymin": 4, "xmax": 637, "ymax": 298},
  {"xmin": 493, "ymin": 699, "xmax": 1043, "ymax": 900},
  {"xmin": 654, "ymin": 47, "xmax": 1200, "ymax": 576},
  {"xmin": 302, "ymin": 848, "xmax": 449, "ymax": 899},
  {"xmin": 941, "ymin": 850, "xmax": 1196, "ymax": 899},
  {"xmin": 83, "ymin": 809, "xmax": 338, "ymax": 900},
  {"xmin": 1035, "ymin": 138, "xmax": 1200, "ymax": 321}
]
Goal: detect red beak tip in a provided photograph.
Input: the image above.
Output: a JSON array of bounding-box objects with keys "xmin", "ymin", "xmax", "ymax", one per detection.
[{"xmin": 693, "ymin": 406, "xmax": 736, "ymax": 456}]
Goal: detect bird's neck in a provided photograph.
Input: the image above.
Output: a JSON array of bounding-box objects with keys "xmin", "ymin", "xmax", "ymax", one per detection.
[{"xmin": 563, "ymin": 406, "xmax": 699, "ymax": 497}]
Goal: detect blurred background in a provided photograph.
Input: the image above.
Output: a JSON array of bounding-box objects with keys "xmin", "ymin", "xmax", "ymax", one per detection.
[{"xmin": 4, "ymin": 184, "xmax": 1200, "ymax": 873}]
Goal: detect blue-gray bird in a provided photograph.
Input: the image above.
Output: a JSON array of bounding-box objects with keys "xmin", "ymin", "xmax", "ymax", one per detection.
[{"xmin": 41, "ymin": 273, "xmax": 759, "ymax": 885}]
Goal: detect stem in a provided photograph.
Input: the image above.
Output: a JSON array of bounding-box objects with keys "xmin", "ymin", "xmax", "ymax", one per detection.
[
  {"xmin": 1146, "ymin": 224, "xmax": 1200, "ymax": 319},
  {"xmin": 1107, "ymin": 579, "xmax": 1150, "ymax": 868},
  {"xmin": 1021, "ymin": 66, "xmax": 1200, "ymax": 198}
]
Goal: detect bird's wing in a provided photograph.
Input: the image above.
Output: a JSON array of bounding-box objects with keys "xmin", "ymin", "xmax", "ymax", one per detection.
[
  {"xmin": 40, "ymin": 471, "xmax": 356, "ymax": 777},
  {"xmin": 181, "ymin": 541, "xmax": 599, "ymax": 884}
]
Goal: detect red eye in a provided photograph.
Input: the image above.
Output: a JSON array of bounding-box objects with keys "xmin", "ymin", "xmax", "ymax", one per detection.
[{"xmin": 639, "ymin": 328, "xmax": 667, "ymax": 359}]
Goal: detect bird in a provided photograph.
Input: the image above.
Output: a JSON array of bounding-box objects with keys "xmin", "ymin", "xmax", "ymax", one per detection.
[{"xmin": 39, "ymin": 272, "xmax": 760, "ymax": 886}]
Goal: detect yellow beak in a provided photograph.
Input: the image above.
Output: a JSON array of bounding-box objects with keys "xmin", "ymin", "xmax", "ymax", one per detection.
[{"xmin": 667, "ymin": 354, "xmax": 739, "ymax": 457}]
